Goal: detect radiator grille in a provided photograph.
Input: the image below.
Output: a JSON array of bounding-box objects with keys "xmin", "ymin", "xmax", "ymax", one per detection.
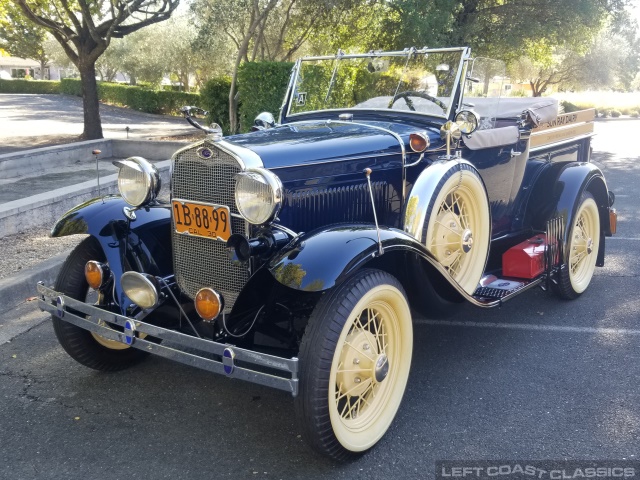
[
  {"xmin": 171, "ymin": 142, "xmax": 249, "ymax": 311},
  {"xmin": 284, "ymin": 181, "xmax": 388, "ymax": 232}
]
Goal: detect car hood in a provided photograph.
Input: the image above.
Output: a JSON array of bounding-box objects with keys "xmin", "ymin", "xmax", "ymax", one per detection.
[{"xmin": 225, "ymin": 120, "xmax": 441, "ymax": 169}]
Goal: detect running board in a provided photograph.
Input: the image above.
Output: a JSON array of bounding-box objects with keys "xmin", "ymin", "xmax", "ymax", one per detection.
[{"xmin": 472, "ymin": 276, "xmax": 545, "ymax": 306}]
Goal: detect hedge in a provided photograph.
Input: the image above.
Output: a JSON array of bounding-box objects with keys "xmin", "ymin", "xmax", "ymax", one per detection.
[
  {"xmin": 60, "ymin": 78, "xmax": 200, "ymax": 115},
  {"xmin": 200, "ymin": 77, "xmax": 232, "ymax": 134},
  {"xmin": 237, "ymin": 61, "xmax": 293, "ymax": 132},
  {"xmin": 0, "ymin": 79, "xmax": 61, "ymax": 94}
]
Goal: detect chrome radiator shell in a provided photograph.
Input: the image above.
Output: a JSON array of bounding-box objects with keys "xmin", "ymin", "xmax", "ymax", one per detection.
[{"xmin": 170, "ymin": 141, "xmax": 250, "ymax": 312}]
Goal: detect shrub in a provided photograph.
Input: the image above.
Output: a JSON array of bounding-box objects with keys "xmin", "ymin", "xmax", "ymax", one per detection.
[
  {"xmin": 200, "ymin": 77, "xmax": 232, "ymax": 134},
  {"xmin": 561, "ymin": 100, "xmax": 580, "ymax": 113},
  {"xmin": 60, "ymin": 78, "xmax": 199, "ymax": 115},
  {"xmin": 60, "ymin": 78, "xmax": 82, "ymax": 96},
  {"xmin": 610, "ymin": 110, "xmax": 621, "ymax": 118},
  {"xmin": 0, "ymin": 79, "xmax": 60, "ymax": 94},
  {"xmin": 237, "ymin": 61, "xmax": 293, "ymax": 132}
]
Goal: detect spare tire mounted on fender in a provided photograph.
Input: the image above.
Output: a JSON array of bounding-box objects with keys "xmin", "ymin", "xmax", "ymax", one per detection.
[{"xmin": 405, "ymin": 161, "xmax": 491, "ymax": 294}]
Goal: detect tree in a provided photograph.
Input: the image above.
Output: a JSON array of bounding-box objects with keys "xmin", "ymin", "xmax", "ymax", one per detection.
[
  {"xmin": 381, "ymin": 0, "xmax": 631, "ymax": 62},
  {"xmin": 508, "ymin": 50, "xmax": 583, "ymax": 96},
  {"xmin": 14, "ymin": 0, "xmax": 179, "ymax": 139},
  {"xmin": 0, "ymin": 1, "xmax": 49, "ymax": 79},
  {"xmin": 191, "ymin": 0, "xmax": 369, "ymax": 132}
]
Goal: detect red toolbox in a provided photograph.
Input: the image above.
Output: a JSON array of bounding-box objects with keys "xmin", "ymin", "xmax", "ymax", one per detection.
[{"xmin": 502, "ymin": 235, "xmax": 548, "ymax": 279}]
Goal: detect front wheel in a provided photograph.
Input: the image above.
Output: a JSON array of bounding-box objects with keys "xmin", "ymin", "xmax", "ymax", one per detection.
[
  {"xmin": 295, "ymin": 269, "xmax": 413, "ymax": 460},
  {"xmin": 52, "ymin": 236, "xmax": 148, "ymax": 371}
]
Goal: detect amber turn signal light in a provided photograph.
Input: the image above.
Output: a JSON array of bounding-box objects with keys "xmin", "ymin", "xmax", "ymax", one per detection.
[
  {"xmin": 85, "ymin": 261, "xmax": 109, "ymax": 290},
  {"xmin": 195, "ymin": 287, "xmax": 223, "ymax": 322},
  {"xmin": 409, "ymin": 132, "xmax": 430, "ymax": 153}
]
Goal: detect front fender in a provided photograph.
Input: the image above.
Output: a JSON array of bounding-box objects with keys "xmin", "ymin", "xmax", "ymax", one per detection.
[
  {"xmin": 52, "ymin": 195, "xmax": 172, "ymax": 312},
  {"xmin": 267, "ymin": 224, "xmax": 461, "ymax": 295}
]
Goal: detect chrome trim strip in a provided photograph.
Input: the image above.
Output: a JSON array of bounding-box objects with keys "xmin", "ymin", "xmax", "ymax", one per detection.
[
  {"xmin": 447, "ymin": 47, "xmax": 472, "ymax": 120},
  {"xmin": 216, "ymin": 140, "xmax": 264, "ymax": 170},
  {"xmin": 37, "ymin": 283, "xmax": 299, "ymax": 396},
  {"xmin": 269, "ymin": 151, "xmax": 401, "ymax": 170},
  {"xmin": 300, "ymin": 47, "xmax": 469, "ymax": 61}
]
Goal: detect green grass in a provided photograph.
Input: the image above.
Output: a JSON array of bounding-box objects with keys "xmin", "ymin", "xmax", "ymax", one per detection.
[{"xmin": 552, "ymin": 91, "xmax": 640, "ymax": 116}]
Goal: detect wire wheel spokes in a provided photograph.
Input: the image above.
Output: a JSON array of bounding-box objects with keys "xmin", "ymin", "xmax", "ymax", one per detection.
[
  {"xmin": 570, "ymin": 208, "xmax": 595, "ymax": 277},
  {"xmin": 335, "ymin": 306, "xmax": 389, "ymax": 422},
  {"xmin": 430, "ymin": 188, "xmax": 474, "ymax": 278}
]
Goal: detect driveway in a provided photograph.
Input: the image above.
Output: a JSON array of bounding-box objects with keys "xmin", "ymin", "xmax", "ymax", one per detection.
[{"xmin": 0, "ymin": 94, "xmax": 195, "ymax": 154}]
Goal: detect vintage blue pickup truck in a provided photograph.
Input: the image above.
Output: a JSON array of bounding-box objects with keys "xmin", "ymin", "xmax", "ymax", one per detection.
[{"xmin": 38, "ymin": 47, "xmax": 616, "ymax": 460}]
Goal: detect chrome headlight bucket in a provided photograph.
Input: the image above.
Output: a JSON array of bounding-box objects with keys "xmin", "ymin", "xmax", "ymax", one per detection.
[
  {"xmin": 113, "ymin": 156, "xmax": 161, "ymax": 207},
  {"xmin": 121, "ymin": 271, "xmax": 159, "ymax": 310},
  {"xmin": 235, "ymin": 168, "xmax": 283, "ymax": 225}
]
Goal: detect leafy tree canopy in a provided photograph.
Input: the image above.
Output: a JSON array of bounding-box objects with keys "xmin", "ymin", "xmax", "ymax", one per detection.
[
  {"xmin": 0, "ymin": 0, "xmax": 49, "ymax": 77},
  {"xmin": 12, "ymin": 0, "xmax": 179, "ymax": 139}
]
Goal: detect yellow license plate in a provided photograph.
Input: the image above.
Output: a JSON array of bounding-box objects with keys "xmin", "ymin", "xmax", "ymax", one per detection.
[{"xmin": 172, "ymin": 200, "xmax": 231, "ymax": 242}]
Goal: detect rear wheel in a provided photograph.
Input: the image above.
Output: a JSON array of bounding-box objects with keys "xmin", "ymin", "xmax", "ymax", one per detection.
[
  {"xmin": 553, "ymin": 193, "xmax": 600, "ymax": 299},
  {"xmin": 52, "ymin": 236, "xmax": 148, "ymax": 371},
  {"xmin": 295, "ymin": 269, "xmax": 413, "ymax": 460}
]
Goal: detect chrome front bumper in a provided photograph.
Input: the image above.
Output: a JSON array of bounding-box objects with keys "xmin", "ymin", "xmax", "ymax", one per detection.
[{"xmin": 37, "ymin": 282, "xmax": 299, "ymax": 396}]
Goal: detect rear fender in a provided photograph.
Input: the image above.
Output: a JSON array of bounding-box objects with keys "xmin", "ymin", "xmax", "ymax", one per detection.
[
  {"xmin": 51, "ymin": 195, "xmax": 172, "ymax": 312},
  {"xmin": 529, "ymin": 162, "xmax": 611, "ymax": 266}
]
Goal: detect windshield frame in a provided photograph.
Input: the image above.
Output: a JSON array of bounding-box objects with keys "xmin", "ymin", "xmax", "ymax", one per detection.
[{"xmin": 282, "ymin": 47, "xmax": 471, "ymax": 122}]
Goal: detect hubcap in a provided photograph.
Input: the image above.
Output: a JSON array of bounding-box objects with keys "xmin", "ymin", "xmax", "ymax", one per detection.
[
  {"xmin": 374, "ymin": 354, "xmax": 389, "ymax": 383},
  {"xmin": 461, "ymin": 229, "xmax": 474, "ymax": 253}
]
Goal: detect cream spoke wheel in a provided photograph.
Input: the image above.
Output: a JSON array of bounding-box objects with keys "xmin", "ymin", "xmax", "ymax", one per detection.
[
  {"xmin": 553, "ymin": 193, "xmax": 600, "ymax": 299},
  {"xmin": 424, "ymin": 163, "xmax": 490, "ymax": 294},
  {"xmin": 295, "ymin": 270, "xmax": 413, "ymax": 460}
]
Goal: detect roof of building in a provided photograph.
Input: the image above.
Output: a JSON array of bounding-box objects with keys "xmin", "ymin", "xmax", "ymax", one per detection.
[{"xmin": 0, "ymin": 56, "xmax": 41, "ymax": 67}]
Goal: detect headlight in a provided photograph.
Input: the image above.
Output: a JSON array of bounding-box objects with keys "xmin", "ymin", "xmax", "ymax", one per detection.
[
  {"xmin": 113, "ymin": 156, "xmax": 160, "ymax": 207},
  {"xmin": 235, "ymin": 168, "xmax": 282, "ymax": 225}
]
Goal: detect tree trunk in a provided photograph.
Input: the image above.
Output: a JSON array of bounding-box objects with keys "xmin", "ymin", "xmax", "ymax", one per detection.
[
  {"xmin": 78, "ymin": 61, "xmax": 103, "ymax": 140},
  {"xmin": 40, "ymin": 59, "xmax": 47, "ymax": 80}
]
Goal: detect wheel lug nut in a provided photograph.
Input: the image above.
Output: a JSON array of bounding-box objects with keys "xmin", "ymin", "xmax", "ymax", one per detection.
[
  {"xmin": 363, "ymin": 344, "xmax": 370, "ymax": 351},
  {"xmin": 353, "ymin": 358, "xmax": 360, "ymax": 365},
  {"xmin": 450, "ymin": 222, "xmax": 457, "ymax": 228},
  {"xmin": 354, "ymin": 377, "xmax": 361, "ymax": 383}
]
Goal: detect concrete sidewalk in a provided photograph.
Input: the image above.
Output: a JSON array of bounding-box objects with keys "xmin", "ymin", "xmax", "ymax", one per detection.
[{"xmin": 0, "ymin": 138, "xmax": 187, "ymax": 314}]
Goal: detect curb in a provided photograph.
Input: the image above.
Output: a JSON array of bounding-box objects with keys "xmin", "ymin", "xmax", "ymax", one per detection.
[{"xmin": 0, "ymin": 250, "xmax": 69, "ymax": 310}]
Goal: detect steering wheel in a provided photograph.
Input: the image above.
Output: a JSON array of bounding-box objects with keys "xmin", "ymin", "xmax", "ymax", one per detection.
[{"xmin": 388, "ymin": 91, "xmax": 447, "ymax": 113}]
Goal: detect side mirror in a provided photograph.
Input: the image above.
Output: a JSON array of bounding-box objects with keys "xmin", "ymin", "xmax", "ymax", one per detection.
[
  {"xmin": 251, "ymin": 112, "xmax": 276, "ymax": 132},
  {"xmin": 454, "ymin": 110, "xmax": 479, "ymax": 134}
]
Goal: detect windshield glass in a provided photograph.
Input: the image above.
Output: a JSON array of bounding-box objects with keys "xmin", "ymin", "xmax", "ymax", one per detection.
[{"xmin": 287, "ymin": 49, "xmax": 466, "ymax": 118}]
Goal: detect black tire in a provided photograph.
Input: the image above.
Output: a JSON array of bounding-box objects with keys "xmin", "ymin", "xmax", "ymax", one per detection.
[
  {"xmin": 52, "ymin": 236, "xmax": 148, "ymax": 371},
  {"xmin": 553, "ymin": 192, "xmax": 600, "ymax": 300},
  {"xmin": 295, "ymin": 269, "xmax": 413, "ymax": 461}
]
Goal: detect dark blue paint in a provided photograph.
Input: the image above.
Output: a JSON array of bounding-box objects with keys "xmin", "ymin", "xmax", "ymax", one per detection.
[
  {"xmin": 51, "ymin": 195, "xmax": 172, "ymax": 314},
  {"xmin": 268, "ymin": 224, "xmax": 435, "ymax": 292}
]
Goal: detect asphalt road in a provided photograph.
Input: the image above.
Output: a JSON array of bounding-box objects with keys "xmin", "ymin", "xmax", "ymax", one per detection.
[
  {"xmin": 1, "ymin": 120, "xmax": 638, "ymax": 480},
  {"xmin": 0, "ymin": 94, "xmax": 193, "ymax": 154}
]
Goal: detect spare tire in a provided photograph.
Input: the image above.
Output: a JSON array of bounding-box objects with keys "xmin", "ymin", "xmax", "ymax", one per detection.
[{"xmin": 421, "ymin": 162, "xmax": 491, "ymax": 294}]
